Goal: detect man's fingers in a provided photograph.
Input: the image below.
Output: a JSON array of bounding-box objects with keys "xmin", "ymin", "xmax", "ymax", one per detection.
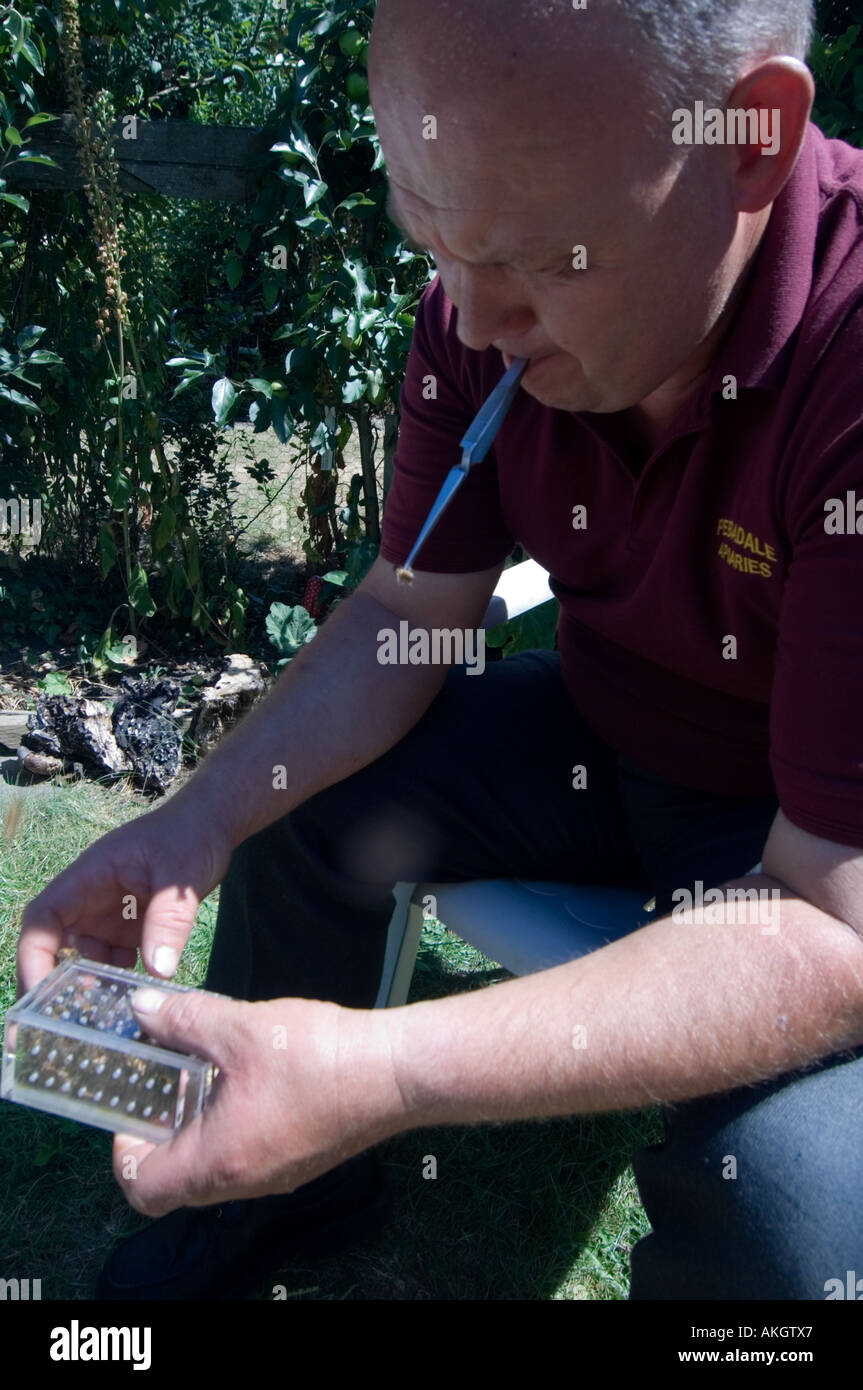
[
  {"xmin": 140, "ymin": 885, "xmax": 201, "ymax": 980},
  {"xmin": 17, "ymin": 898, "xmax": 68, "ymax": 995},
  {"xmin": 17, "ymin": 854, "xmax": 130, "ymax": 993},
  {"xmin": 113, "ymin": 1132, "xmax": 209, "ymax": 1218},
  {"xmin": 112, "ymin": 1133, "xmax": 157, "ymax": 1207},
  {"xmin": 113, "ymin": 1121, "xmax": 219, "ymax": 1216}
]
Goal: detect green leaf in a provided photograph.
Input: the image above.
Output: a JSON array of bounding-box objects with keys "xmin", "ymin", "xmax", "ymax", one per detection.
[
  {"xmin": 225, "ymin": 256, "xmax": 243, "ymax": 289},
  {"xmin": 343, "ymin": 257, "xmax": 375, "ymax": 310},
  {"xmin": 270, "ymin": 395, "xmax": 293, "ymax": 443},
  {"xmin": 105, "ymin": 643, "xmax": 137, "ymax": 667},
  {"xmin": 128, "ymin": 565, "xmax": 156, "ymax": 618},
  {"xmin": 90, "ymin": 625, "xmax": 114, "ymax": 671},
  {"xmin": 107, "ymin": 468, "xmax": 131, "ymax": 509},
  {"xmin": 341, "ymin": 375, "xmax": 367, "ymax": 403},
  {"xmin": 18, "ymin": 38, "xmax": 44, "ymax": 74},
  {"xmin": 16, "ymin": 324, "xmax": 44, "ymax": 351},
  {"xmin": 25, "ymin": 350, "xmax": 62, "ymax": 364},
  {"xmin": 13, "ymin": 152, "xmax": 59, "ymax": 167},
  {"xmin": 249, "ymin": 398, "xmax": 270, "ymax": 431},
  {"xmin": 337, "ymin": 193, "xmax": 378, "ymax": 215},
  {"xmin": 212, "ymin": 376, "xmax": 237, "ymax": 425},
  {"xmin": 322, "ymin": 570, "xmax": 349, "ymax": 587},
  {"xmin": 4, "ymin": 126, "xmax": 22, "ymax": 146},
  {"xmin": 39, "ymin": 671, "xmax": 71, "ymax": 695},
  {"xmin": 262, "ymin": 276, "xmax": 279, "ymax": 311},
  {"xmin": 295, "ymin": 209, "xmax": 327, "ymax": 230},
  {"xmin": 245, "ymin": 377, "xmax": 273, "ymax": 398},
  {"xmin": 0, "ymin": 383, "xmax": 39, "ymax": 412},
  {"xmin": 304, "ymin": 179, "xmax": 328, "ymax": 209},
  {"xmin": 309, "ymin": 420, "xmax": 330, "ymax": 452},
  {"xmin": 346, "ymin": 538, "xmax": 379, "ymax": 585},
  {"xmin": 277, "ymin": 165, "xmax": 309, "ymax": 189},
  {"xmin": 486, "ymin": 599, "xmax": 559, "ymax": 655},
  {"xmin": 99, "ymin": 523, "xmax": 116, "ymax": 577},
  {"xmin": 9, "ymin": 74, "xmax": 35, "ymax": 108},
  {"xmin": 153, "ymin": 503, "xmax": 176, "ymax": 551},
  {"xmin": 170, "ymin": 370, "xmax": 204, "ymax": 400},
  {"xmin": 3, "ymin": 7, "xmax": 26, "ymax": 55},
  {"xmin": 265, "ymin": 602, "xmax": 317, "ymax": 657},
  {"xmin": 0, "ymin": 192, "xmax": 29, "ymax": 212},
  {"xmin": 22, "ymin": 112, "xmax": 57, "ymax": 129},
  {"xmin": 184, "ymin": 534, "xmax": 200, "ymax": 588}
]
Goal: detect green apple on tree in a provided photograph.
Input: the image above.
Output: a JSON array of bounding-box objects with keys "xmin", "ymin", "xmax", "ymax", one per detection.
[
  {"xmin": 338, "ymin": 30, "xmax": 365, "ymax": 57},
  {"xmin": 346, "ymin": 71, "xmax": 369, "ymax": 102}
]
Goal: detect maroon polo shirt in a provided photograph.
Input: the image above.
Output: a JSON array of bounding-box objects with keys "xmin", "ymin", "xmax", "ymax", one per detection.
[{"xmin": 380, "ymin": 122, "xmax": 863, "ymax": 851}]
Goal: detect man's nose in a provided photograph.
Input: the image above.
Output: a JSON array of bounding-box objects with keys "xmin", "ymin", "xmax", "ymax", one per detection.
[{"xmin": 445, "ymin": 266, "xmax": 537, "ymax": 354}]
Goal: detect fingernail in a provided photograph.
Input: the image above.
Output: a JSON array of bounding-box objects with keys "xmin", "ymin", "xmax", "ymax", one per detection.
[
  {"xmin": 131, "ymin": 987, "xmax": 166, "ymax": 1016},
  {"xmin": 152, "ymin": 946, "xmax": 178, "ymax": 977}
]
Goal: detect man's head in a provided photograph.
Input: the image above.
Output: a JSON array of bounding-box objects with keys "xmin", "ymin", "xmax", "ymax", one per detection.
[{"xmin": 368, "ymin": 0, "xmax": 816, "ymax": 415}]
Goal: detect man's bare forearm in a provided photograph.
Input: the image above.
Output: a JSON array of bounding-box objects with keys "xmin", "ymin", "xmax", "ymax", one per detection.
[
  {"xmin": 172, "ymin": 591, "xmax": 447, "ymax": 847},
  {"xmin": 377, "ymin": 876, "xmax": 863, "ymax": 1130}
]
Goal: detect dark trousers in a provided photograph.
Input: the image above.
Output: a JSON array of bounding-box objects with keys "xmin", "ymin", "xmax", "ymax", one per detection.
[{"xmin": 205, "ymin": 650, "xmax": 863, "ymax": 1300}]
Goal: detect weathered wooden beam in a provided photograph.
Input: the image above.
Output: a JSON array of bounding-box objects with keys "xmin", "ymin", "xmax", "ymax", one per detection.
[{"xmin": 4, "ymin": 114, "xmax": 274, "ymax": 201}]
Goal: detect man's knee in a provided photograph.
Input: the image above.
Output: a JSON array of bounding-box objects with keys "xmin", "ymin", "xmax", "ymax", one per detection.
[{"xmin": 630, "ymin": 1047, "xmax": 863, "ymax": 1299}]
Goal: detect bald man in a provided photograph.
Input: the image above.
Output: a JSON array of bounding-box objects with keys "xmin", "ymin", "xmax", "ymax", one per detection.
[{"xmin": 19, "ymin": 0, "xmax": 863, "ymax": 1301}]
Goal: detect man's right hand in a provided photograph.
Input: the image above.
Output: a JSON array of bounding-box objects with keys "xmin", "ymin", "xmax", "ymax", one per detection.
[{"xmin": 17, "ymin": 798, "xmax": 233, "ymax": 996}]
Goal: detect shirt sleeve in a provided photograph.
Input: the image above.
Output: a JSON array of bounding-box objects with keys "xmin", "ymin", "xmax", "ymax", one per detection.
[
  {"xmin": 380, "ymin": 276, "xmax": 516, "ymax": 573},
  {"xmin": 769, "ymin": 324, "xmax": 863, "ymax": 849}
]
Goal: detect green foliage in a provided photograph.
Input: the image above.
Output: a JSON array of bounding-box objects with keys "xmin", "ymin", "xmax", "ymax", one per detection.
[
  {"xmin": 265, "ymin": 599, "xmax": 317, "ymax": 670},
  {"xmin": 0, "ymin": 5, "xmax": 61, "ymax": 215},
  {"xmin": 0, "ymin": 0, "xmax": 430, "ymax": 654},
  {"xmin": 36, "ymin": 669, "xmax": 71, "ymax": 695},
  {"xmin": 0, "ymin": 315, "xmax": 63, "ymax": 417},
  {"xmin": 811, "ymin": 22, "xmax": 863, "ymax": 146},
  {"xmin": 486, "ymin": 599, "xmax": 559, "ymax": 658}
]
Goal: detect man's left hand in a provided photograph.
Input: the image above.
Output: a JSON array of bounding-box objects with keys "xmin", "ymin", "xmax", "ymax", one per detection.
[{"xmin": 112, "ymin": 986, "xmax": 402, "ymax": 1218}]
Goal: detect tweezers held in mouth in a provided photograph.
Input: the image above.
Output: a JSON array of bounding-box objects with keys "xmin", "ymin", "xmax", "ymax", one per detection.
[{"xmin": 396, "ymin": 355, "xmax": 529, "ymax": 580}]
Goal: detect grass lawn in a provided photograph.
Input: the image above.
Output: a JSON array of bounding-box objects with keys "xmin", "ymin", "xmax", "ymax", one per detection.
[{"xmin": 0, "ymin": 775, "xmax": 661, "ymax": 1300}]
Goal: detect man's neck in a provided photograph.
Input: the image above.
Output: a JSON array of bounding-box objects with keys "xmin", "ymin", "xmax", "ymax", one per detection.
[{"xmin": 624, "ymin": 205, "xmax": 774, "ymax": 454}]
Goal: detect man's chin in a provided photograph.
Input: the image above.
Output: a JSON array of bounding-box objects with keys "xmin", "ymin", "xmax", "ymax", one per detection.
[{"xmin": 518, "ymin": 353, "xmax": 600, "ymax": 412}]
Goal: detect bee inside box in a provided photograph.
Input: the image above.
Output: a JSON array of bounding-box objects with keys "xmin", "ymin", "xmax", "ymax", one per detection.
[{"xmin": 1, "ymin": 951, "xmax": 218, "ymax": 1143}]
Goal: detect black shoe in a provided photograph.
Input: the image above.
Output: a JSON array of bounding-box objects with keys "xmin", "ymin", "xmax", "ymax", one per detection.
[{"xmin": 95, "ymin": 1151, "xmax": 392, "ymax": 1300}]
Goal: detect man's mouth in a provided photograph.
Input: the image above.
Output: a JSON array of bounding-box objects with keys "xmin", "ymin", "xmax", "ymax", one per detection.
[{"xmin": 502, "ymin": 349, "xmax": 556, "ymax": 369}]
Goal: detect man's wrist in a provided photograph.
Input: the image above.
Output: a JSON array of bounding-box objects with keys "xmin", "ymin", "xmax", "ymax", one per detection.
[
  {"xmin": 168, "ymin": 759, "xmax": 256, "ymax": 851},
  {"xmin": 336, "ymin": 1005, "xmax": 422, "ymax": 1147}
]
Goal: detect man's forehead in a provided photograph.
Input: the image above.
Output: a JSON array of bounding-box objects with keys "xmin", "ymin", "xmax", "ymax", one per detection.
[{"xmin": 384, "ymin": 180, "xmax": 574, "ymax": 264}]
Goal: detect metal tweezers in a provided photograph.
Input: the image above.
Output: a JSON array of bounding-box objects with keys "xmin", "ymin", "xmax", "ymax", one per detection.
[{"xmin": 397, "ymin": 355, "xmax": 529, "ymax": 577}]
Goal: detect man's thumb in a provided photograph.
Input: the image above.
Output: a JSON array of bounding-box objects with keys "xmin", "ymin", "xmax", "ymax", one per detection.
[
  {"xmin": 140, "ymin": 885, "xmax": 201, "ymax": 980},
  {"xmin": 130, "ymin": 984, "xmax": 230, "ymax": 1064}
]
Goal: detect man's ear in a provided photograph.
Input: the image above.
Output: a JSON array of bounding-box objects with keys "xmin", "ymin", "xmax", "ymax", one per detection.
[{"xmin": 725, "ymin": 57, "xmax": 815, "ymax": 215}]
